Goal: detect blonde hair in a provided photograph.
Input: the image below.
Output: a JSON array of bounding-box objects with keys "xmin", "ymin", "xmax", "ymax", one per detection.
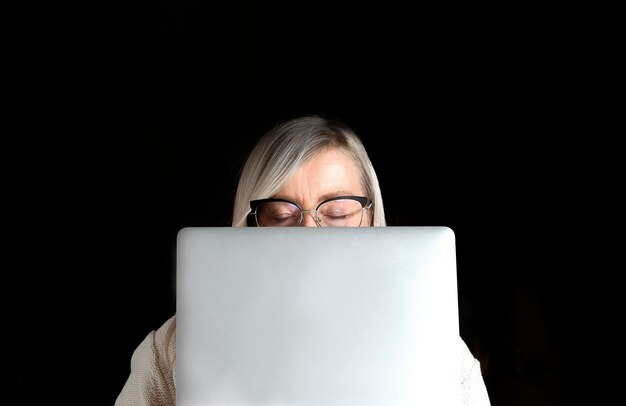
[{"xmin": 231, "ymin": 115, "xmax": 386, "ymax": 227}]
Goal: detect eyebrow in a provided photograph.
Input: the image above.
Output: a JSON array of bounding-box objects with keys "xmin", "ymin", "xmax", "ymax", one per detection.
[{"xmin": 318, "ymin": 191, "xmax": 360, "ymax": 201}]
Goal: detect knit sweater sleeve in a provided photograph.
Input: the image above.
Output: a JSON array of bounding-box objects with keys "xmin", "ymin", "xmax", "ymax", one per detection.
[
  {"xmin": 460, "ymin": 336, "xmax": 491, "ymax": 406},
  {"xmin": 115, "ymin": 315, "xmax": 177, "ymax": 406}
]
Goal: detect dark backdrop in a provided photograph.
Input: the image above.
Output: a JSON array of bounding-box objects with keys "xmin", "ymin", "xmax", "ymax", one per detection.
[
  {"xmin": 7, "ymin": 2, "xmax": 624, "ymax": 405},
  {"xmin": 119, "ymin": 3, "xmax": 624, "ymax": 406}
]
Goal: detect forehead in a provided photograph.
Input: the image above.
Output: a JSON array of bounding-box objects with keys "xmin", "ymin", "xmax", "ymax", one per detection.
[{"xmin": 275, "ymin": 148, "xmax": 364, "ymax": 201}]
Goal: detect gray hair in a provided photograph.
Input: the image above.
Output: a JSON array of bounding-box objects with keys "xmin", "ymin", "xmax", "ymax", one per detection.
[{"xmin": 232, "ymin": 115, "xmax": 386, "ymax": 227}]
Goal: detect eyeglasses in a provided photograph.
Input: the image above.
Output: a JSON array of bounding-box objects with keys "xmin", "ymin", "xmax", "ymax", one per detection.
[{"xmin": 249, "ymin": 196, "xmax": 372, "ymax": 227}]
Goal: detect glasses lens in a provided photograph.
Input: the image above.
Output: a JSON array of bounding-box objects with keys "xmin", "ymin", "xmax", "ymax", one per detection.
[
  {"xmin": 318, "ymin": 199, "xmax": 365, "ymax": 227},
  {"xmin": 256, "ymin": 201, "xmax": 301, "ymax": 227}
]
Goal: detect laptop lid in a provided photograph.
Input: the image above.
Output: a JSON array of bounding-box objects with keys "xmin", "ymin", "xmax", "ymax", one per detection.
[{"xmin": 176, "ymin": 226, "xmax": 461, "ymax": 405}]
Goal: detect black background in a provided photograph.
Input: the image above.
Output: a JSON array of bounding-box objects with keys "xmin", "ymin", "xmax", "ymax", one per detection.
[{"xmin": 5, "ymin": 2, "xmax": 624, "ymax": 405}]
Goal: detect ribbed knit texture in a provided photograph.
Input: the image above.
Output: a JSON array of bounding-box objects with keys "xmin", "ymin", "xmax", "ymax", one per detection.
[
  {"xmin": 115, "ymin": 315, "xmax": 490, "ymax": 405},
  {"xmin": 115, "ymin": 316, "xmax": 177, "ymax": 405}
]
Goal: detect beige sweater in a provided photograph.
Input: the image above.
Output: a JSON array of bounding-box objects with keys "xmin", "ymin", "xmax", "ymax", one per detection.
[{"xmin": 115, "ymin": 315, "xmax": 491, "ymax": 405}]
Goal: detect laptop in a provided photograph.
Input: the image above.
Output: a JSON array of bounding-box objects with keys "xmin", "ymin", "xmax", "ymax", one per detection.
[{"xmin": 176, "ymin": 226, "xmax": 462, "ymax": 405}]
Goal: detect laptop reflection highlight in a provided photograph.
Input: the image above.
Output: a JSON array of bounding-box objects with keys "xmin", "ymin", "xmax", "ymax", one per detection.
[{"xmin": 176, "ymin": 226, "xmax": 462, "ymax": 405}]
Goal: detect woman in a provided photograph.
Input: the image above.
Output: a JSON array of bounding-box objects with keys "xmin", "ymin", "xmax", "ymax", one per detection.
[{"xmin": 115, "ymin": 115, "xmax": 491, "ymax": 405}]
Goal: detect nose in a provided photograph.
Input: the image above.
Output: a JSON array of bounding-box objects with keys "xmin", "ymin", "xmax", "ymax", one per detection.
[{"xmin": 301, "ymin": 210, "xmax": 321, "ymax": 227}]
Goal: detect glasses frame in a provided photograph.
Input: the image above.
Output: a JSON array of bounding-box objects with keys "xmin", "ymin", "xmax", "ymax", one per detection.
[{"xmin": 248, "ymin": 195, "xmax": 372, "ymax": 227}]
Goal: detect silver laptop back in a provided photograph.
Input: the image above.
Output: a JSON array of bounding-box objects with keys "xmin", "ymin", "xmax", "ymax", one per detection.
[{"xmin": 176, "ymin": 226, "xmax": 461, "ymax": 405}]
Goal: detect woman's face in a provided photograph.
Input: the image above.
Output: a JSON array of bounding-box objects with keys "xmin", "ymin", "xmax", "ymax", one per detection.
[{"xmin": 271, "ymin": 148, "xmax": 370, "ymax": 227}]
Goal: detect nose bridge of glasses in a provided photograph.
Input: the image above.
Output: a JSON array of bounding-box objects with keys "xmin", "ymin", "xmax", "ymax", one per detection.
[{"xmin": 300, "ymin": 209, "xmax": 321, "ymax": 227}]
